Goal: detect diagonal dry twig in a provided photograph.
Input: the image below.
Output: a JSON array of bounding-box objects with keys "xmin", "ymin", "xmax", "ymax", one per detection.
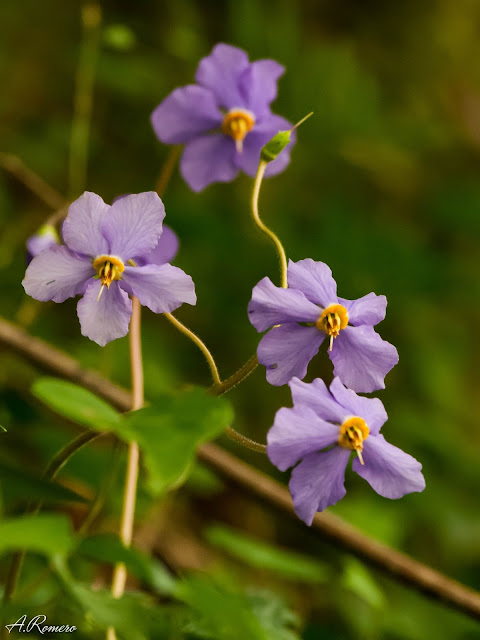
[{"xmin": 0, "ymin": 315, "xmax": 479, "ymax": 621}]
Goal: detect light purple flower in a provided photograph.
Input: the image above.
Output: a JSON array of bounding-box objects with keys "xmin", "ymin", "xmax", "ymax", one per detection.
[
  {"xmin": 26, "ymin": 224, "xmax": 59, "ymax": 264},
  {"xmin": 22, "ymin": 191, "xmax": 196, "ymax": 346},
  {"xmin": 268, "ymin": 377, "xmax": 425, "ymax": 525},
  {"xmin": 248, "ymin": 259, "xmax": 399, "ymax": 393},
  {"xmin": 151, "ymin": 43, "xmax": 295, "ymax": 192}
]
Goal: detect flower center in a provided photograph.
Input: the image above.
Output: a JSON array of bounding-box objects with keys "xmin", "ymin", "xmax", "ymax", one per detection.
[
  {"xmin": 338, "ymin": 416, "xmax": 369, "ymax": 465},
  {"xmin": 92, "ymin": 254, "xmax": 125, "ymax": 301},
  {"xmin": 221, "ymin": 109, "xmax": 256, "ymax": 153},
  {"xmin": 316, "ymin": 303, "xmax": 349, "ymax": 351}
]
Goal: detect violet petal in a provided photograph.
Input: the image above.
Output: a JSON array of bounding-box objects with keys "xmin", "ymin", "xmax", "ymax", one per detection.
[
  {"xmin": 248, "ymin": 276, "xmax": 321, "ymax": 332},
  {"xmin": 62, "ymin": 192, "xmax": 110, "ymax": 257},
  {"xmin": 289, "ymin": 377, "xmax": 349, "ymax": 425},
  {"xmin": 195, "ymin": 43, "xmax": 250, "ymax": 109},
  {"xmin": 267, "ymin": 405, "xmax": 339, "ymax": 472},
  {"xmin": 287, "ymin": 259, "xmax": 338, "ymax": 308},
  {"xmin": 329, "ymin": 377, "xmax": 387, "ymax": 435},
  {"xmin": 353, "ymin": 434, "xmax": 425, "ymax": 499},
  {"xmin": 103, "ymin": 192, "xmax": 165, "ymax": 261},
  {"xmin": 238, "ymin": 60, "xmax": 285, "ymax": 118},
  {"xmin": 151, "ymin": 85, "xmax": 222, "ymax": 144},
  {"xmin": 77, "ymin": 280, "xmax": 132, "ymax": 346},
  {"xmin": 338, "ymin": 292, "xmax": 387, "ymax": 327},
  {"xmin": 258, "ymin": 323, "xmax": 324, "ymax": 386},
  {"xmin": 330, "ymin": 325, "xmax": 399, "ymax": 393},
  {"xmin": 180, "ymin": 134, "xmax": 238, "ymax": 192},
  {"xmin": 121, "ymin": 264, "xmax": 196, "ymax": 314},
  {"xmin": 289, "ymin": 447, "xmax": 350, "ymax": 525},
  {"xmin": 23, "ymin": 246, "xmax": 94, "ymax": 303}
]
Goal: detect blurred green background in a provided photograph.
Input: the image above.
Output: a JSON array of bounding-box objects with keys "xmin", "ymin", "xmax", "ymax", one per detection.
[{"xmin": 1, "ymin": 0, "xmax": 480, "ymax": 638}]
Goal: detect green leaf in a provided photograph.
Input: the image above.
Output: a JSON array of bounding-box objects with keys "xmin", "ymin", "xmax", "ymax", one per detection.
[
  {"xmin": 176, "ymin": 575, "xmax": 268, "ymax": 640},
  {"xmin": 0, "ymin": 457, "xmax": 88, "ymax": 504},
  {"xmin": 206, "ymin": 525, "xmax": 328, "ymax": 583},
  {"xmin": 0, "ymin": 514, "xmax": 74, "ymax": 557},
  {"xmin": 53, "ymin": 557, "xmax": 172, "ymax": 640},
  {"xmin": 341, "ymin": 556, "xmax": 385, "ymax": 609},
  {"xmin": 77, "ymin": 533, "xmax": 176, "ymax": 595},
  {"xmin": 247, "ymin": 589, "xmax": 301, "ymax": 640},
  {"xmin": 0, "ymin": 425, "xmax": 6, "ymax": 432},
  {"xmin": 176, "ymin": 575, "xmax": 301, "ymax": 640},
  {"xmin": 123, "ymin": 388, "xmax": 233, "ymax": 494},
  {"xmin": 32, "ymin": 378, "xmax": 122, "ymax": 430}
]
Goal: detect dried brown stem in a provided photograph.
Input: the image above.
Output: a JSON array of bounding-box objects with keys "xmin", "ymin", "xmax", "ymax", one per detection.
[{"xmin": 1, "ymin": 316, "xmax": 480, "ymax": 621}]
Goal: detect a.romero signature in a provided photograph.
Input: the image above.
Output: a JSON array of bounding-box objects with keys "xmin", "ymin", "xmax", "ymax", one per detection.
[{"xmin": 5, "ymin": 615, "xmax": 77, "ymax": 634}]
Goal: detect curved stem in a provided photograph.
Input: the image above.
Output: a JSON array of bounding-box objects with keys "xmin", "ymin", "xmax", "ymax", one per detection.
[
  {"xmin": 224, "ymin": 426, "xmax": 266, "ymax": 453},
  {"xmin": 107, "ymin": 298, "xmax": 144, "ymax": 640},
  {"xmin": 251, "ymin": 160, "xmax": 288, "ymax": 288},
  {"xmin": 210, "ymin": 353, "xmax": 258, "ymax": 397},
  {"xmin": 155, "ymin": 146, "xmax": 182, "ymax": 197},
  {"xmin": 164, "ymin": 312, "xmax": 221, "ymax": 386}
]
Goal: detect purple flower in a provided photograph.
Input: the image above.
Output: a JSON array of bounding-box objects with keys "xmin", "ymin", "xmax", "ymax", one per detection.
[
  {"xmin": 22, "ymin": 191, "xmax": 196, "ymax": 346},
  {"xmin": 151, "ymin": 43, "xmax": 295, "ymax": 192},
  {"xmin": 26, "ymin": 224, "xmax": 59, "ymax": 264},
  {"xmin": 268, "ymin": 377, "xmax": 425, "ymax": 525},
  {"xmin": 248, "ymin": 259, "xmax": 399, "ymax": 393}
]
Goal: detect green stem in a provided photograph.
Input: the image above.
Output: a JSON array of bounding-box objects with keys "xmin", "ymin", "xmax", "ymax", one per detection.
[
  {"xmin": 164, "ymin": 312, "xmax": 221, "ymax": 385},
  {"xmin": 155, "ymin": 146, "xmax": 182, "ymax": 197},
  {"xmin": 224, "ymin": 427, "xmax": 266, "ymax": 453},
  {"xmin": 250, "ymin": 160, "xmax": 288, "ymax": 288},
  {"xmin": 210, "ymin": 354, "xmax": 258, "ymax": 396},
  {"xmin": 68, "ymin": 2, "xmax": 102, "ymax": 197}
]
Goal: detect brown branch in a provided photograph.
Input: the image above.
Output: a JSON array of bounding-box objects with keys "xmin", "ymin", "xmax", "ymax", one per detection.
[
  {"xmin": 1, "ymin": 315, "xmax": 480, "ymax": 621},
  {"xmin": 0, "ymin": 153, "xmax": 66, "ymax": 211}
]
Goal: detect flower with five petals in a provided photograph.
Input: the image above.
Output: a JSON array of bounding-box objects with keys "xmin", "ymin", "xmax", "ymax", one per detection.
[
  {"xmin": 268, "ymin": 377, "xmax": 425, "ymax": 525},
  {"xmin": 151, "ymin": 43, "xmax": 295, "ymax": 192},
  {"xmin": 22, "ymin": 191, "xmax": 196, "ymax": 346},
  {"xmin": 248, "ymin": 259, "xmax": 399, "ymax": 393}
]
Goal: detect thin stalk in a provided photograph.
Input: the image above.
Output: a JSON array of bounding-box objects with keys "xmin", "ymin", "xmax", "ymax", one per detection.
[
  {"xmin": 224, "ymin": 427, "xmax": 266, "ymax": 453},
  {"xmin": 210, "ymin": 354, "xmax": 258, "ymax": 396},
  {"xmin": 164, "ymin": 312, "xmax": 221, "ymax": 386},
  {"xmin": 0, "ymin": 153, "xmax": 66, "ymax": 210},
  {"xmin": 155, "ymin": 146, "xmax": 182, "ymax": 197},
  {"xmin": 68, "ymin": 2, "xmax": 102, "ymax": 197},
  {"xmin": 163, "ymin": 317, "xmax": 264, "ymax": 451},
  {"xmin": 107, "ymin": 297, "xmax": 144, "ymax": 640},
  {"xmin": 251, "ymin": 160, "xmax": 288, "ymax": 288}
]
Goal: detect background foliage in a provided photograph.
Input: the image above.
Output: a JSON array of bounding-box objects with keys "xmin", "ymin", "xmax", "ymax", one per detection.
[{"xmin": 1, "ymin": 0, "xmax": 480, "ymax": 638}]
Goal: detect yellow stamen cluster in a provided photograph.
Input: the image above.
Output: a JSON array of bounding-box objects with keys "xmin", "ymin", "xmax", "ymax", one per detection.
[
  {"xmin": 316, "ymin": 303, "xmax": 349, "ymax": 351},
  {"xmin": 92, "ymin": 255, "xmax": 125, "ymax": 301},
  {"xmin": 338, "ymin": 416, "xmax": 370, "ymax": 465},
  {"xmin": 221, "ymin": 109, "xmax": 256, "ymax": 153}
]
